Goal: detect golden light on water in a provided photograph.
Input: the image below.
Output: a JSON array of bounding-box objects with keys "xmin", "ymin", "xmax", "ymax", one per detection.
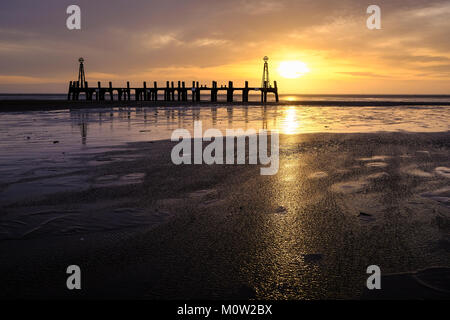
[
  {"xmin": 280, "ymin": 106, "xmax": 301, "ymax": 134},
  {"xmin": 278, "ymin": 61, "xmax": 310, "ymax": 79}
]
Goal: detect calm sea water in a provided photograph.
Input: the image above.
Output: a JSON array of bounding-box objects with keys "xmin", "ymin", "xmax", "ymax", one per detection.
[{"xmin": 1, "ymin": 93, "xmax": 450, "ymax": 103}]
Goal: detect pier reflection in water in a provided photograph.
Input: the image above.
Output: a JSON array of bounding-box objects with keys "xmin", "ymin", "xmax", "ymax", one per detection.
[
  {"xmin": 66, "ymin": 104, "xmax": 450, "ymax": 145},
  {"xmin": 0, "ymin": 104, "xmax": 449, "ymax": 186}
]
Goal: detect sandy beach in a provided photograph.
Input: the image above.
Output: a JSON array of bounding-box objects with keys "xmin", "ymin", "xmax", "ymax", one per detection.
[{"xmin": 1, "ymin": 131, "xmax": 449, "ymax": 299}]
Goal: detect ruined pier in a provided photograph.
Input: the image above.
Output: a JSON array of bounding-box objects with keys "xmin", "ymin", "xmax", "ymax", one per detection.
[{"xmin": 67, "ymin": 80, "xmax": 279, "ymax": 103}]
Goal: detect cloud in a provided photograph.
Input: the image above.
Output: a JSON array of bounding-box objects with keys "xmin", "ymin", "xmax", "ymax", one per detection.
[
  {"xmin": 0, "ymin": 75, "xmax": 57, "ymax": 84},
  {"xmin": 337, "ymin": 72, "xmax": 389, "ymax": 78},
  {"xmin": 0, "ymin": 0, "xmax": 449, "ymax": 92},
  {"xmin": 240, "ymin": 0, "xmax": 285, "ymax": 15},
  {"xmin": 143, "ymin": 33, "xmax": 182, "ymax": 49},
  {"xmin": 191, "ymin": 38, "xmax": 229, "ymax": 47},
  {"xmin": 385, "ymin": 54, "xmax": 450, "ymax": 63},
  {"xmin": 411, "ymin": 2, "xmax": 450, "ymax": 17}
]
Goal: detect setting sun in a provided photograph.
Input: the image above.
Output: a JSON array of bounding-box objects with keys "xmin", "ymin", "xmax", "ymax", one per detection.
[{"xmin": 278, "ymin": 60, "xmax": 310, "ymax": 79}]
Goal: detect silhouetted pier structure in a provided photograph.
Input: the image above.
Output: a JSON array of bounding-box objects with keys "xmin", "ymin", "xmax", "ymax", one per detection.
[{"xmin": 67, "ymin": 80, "xmax": 279, "ymax": 103}]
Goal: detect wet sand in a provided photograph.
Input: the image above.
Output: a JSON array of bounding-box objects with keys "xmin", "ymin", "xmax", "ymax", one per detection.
[{"xmin": 0, "ymin": 132, "xmax": 449, "ymax": 299}]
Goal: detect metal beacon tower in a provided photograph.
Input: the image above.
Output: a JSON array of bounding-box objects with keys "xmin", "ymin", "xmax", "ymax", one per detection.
[
  {"xmin": 261, "ymin": 56, "xmax": 270, "ymax": 89},
  {"xmin": 78, "ymin": 57, "xmax": 86, "ymax": 89}
]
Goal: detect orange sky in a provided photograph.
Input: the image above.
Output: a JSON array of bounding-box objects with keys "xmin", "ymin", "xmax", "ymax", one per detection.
[{"xmin": 0, "ymin": 0, "xmax": 449, "ymax": 94}]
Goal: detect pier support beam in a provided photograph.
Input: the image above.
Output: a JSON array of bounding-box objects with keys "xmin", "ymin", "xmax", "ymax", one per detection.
[
  {"xmin": 196, "ymin": 82, "xmax": 200, "ymax": 101},
  {"xmin": 274, "ymin": 81, "xmax": 279, "ymax": 102},
  {"xmin": 109, "ymin": 82, "xmax": 113, "ymax": 101},
  {"xmin": 67, "ymin": 81, "xmax": 73, "ymax": 100},
  {"xmin": 143, "ymin": 81, "xmax": 147, "ymax": 101},
  {"xmin": 227, "ymin": 81, "xmax": 234, "ymax": 102},
  {"xmin": 182, "ymin": 82, "xmax": 187, "ymax": 101},
  {"xmin": 243, "ymin": 81, "xmax": 249, "ymax": 102},
  {"xmin": 171, "ymin": 81, "xmax": 175, "ymax": 101},
  {"xmin": 85, "ymin": 81, "xmax": 92, "ymax": 100},
  {"xmin": 74, "ymin": 81, "xmax": 80, "ymax": 100},
  {"xmin": 211, "ymin": 81, "xmax": 218, "ymax": 102},
  {"xmin": 135, "ymin": 88, "xmax": 140, "ymax": 101},
  {"xmin": 97, "ymin": 81, "xmax": 102, "ymax": 101}
]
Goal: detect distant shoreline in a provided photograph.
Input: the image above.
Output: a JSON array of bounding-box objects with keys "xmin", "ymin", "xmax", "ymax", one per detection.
[{"xmin": 1, "ymin": 99, "xmax": 450, "ymax": 112}]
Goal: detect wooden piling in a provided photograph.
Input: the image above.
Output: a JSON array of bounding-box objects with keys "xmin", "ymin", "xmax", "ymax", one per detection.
[
  {"xmin": 274, "ymin": 81, "xmax": 279, "ymax": 102},
  {"xmin": 211, "ymin": 81, "xmax": 217, "ymax": 102},
  {"xmin": 182, "ymin": 82, "xmax": 187, "ymax": 101},
  {"xmin": 196, "ymin": 81, "xmax": 201, "ymax": 101},
  {"xmin": 227, "ymin": 81, "xmax": 233, "ymax": 102},
  {"xmin": 97, "ymin": 81, "xmax": 101, "ymax": 101},
  {"xmin": 171, "ymin": 81, "xmax": 175, "ymax": 101},
  {"xmin": 67, "ymin": 79, "xmax": 279, "ymax": 103},
  {"xmin": 154, "ymin": 82, "xmax": 158, "ymax": 101},
  {"xmin": 109, "ymin": 82, "xmax": 113, "ymax": 101},
  {"xmin": 68, "ymin": 81, "xmax": 73, "ymax": 100},
  {"xmin": 243, "ymin": 81, "xmax": 249, "ymax": 102}
]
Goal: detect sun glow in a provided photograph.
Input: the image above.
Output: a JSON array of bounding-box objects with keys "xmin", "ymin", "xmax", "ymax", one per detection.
[{"xmin": 278, "ymin": 60, "xmax": 310, "ymax": 79}]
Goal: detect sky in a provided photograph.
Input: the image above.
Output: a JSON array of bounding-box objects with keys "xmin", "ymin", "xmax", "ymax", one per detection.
[{"xmin": 0, "ymin": 0, "xmax": 449, "ymax": 94}]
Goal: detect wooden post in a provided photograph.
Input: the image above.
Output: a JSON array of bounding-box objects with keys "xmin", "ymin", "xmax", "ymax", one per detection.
[
  {"xmin": 243, "ymin": 81, "xmax": 249, "ymax": 102},
  {"xmin": 154, "ymin": 82, "xmax": 158, "ymax": 101},
  {"xmin": 67, "ymin": 81, "xmax": 72, "ymax": 100},
  {"xmin": 127, "ymin": 81, "xmax": 131, "ymax": 101},
  {"xmin": 164, "ymin": 81, "xmax": 169, "ymax": 101},
  {"xmin": 196, "ymin": 81, "xmax": 200, "ymax": 101},
  {"xmin": 192, "ymin": 81, "xmax": 196, "ymax": 102},
  {"xmin": 97, "ymin": 81, "xmax": 101, "ymax": 101},
  {"xmin": 182, "ymin": 82, "xmax": 186, "ymax": 101},
  {"xmin": 227, "ymin": 81, "xmax": 233, "ymax": 102},
  {"xmin": 171, "ymin": 81, "xmax": 175, "ymax": 101},
  {"xmin": 211, "ymin": 81, "xmax": 216, "ymax": 102},
  {"xmin": 143, "ymin": 81, "xmax": 147, "ymax": 101},
  {"xmin": 75, "ymin": 81, "xmax": 80, "ymax": 100},
  {"xmin": 85, "ymin": 81, "xmax": 90, "ymax": 100},
  {"xmin": 274, "ymin": 81, "xmax": 279, "ymax": 102},
  {"xmin": 109, "ymin": 82, "xmax": 113, "ymax": 101},
  {"xmin": 135, "ymin": 86, "xmax": 140, "ymax": 101}
]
